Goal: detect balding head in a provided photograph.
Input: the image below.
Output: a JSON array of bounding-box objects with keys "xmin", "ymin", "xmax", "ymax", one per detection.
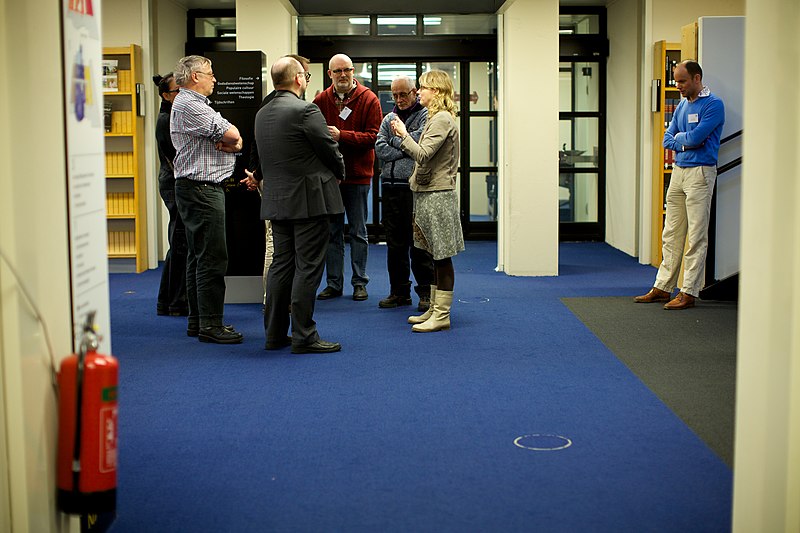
[
  {"xmin": 328, "ymin": 53, "xmax": 355, "ymax": 94},
  {"xmin": 271, "ymin": 57, "xmax": 304, "ymax": 91}
]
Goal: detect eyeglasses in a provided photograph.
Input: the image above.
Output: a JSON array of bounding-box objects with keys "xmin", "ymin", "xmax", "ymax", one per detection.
[
  {"xmin": 167, "ymin": 89, "xmax": 180, "ymax": 94},
  {"xmin": 392, "ymin": 90, "xmax": 414, "ymax": 100},
  {"xmin": 196, "ymin": 70, "xmax": 215, "ymax": 79},
  {"xmin": 331, "ymin": 67, "xmax": 355, "ymax": 75},
  {"xmin": 304, "ymin": 71, "xmax": 312, "ymax": 81}
]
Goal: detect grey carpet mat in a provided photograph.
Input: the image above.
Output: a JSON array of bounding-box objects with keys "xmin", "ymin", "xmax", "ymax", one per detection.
[{"xmin": 562, "ymin": 296, "xmax": 737, "ymax": 467}]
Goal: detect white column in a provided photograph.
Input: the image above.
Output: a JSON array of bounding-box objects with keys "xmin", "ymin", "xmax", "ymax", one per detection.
[
  {"xmin": 236, "ymin": 0, "xmax": 296, "ymax": 69},
  {"xmin": 498, "ymin": 0, "xmax": 559, "ymax": 276},
  {"xmin": 732, "ymin": 0, "xmax": 800, "ymax": 530},
  {"xmin": 0, "ymin": 0, "xmax": 76, "ymax": 529}
]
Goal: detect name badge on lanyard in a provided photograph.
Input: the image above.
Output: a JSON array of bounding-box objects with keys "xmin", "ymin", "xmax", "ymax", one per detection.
[
  {"xmin": 688, "ymin": 113, "xmax": 699, "ymax": 124},
  {"xmin": 339, "ymin": 106, "xmax": 352, "ymax": 120}
]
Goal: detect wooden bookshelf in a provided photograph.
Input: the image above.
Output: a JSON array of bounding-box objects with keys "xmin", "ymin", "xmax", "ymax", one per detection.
[
  {"xmin": 103, "ymin": 45, "xmax": 147, "ymax": 272},
  {"xmin": 650, "ymin": 41, "xmax": 681, "ymax": 266}
]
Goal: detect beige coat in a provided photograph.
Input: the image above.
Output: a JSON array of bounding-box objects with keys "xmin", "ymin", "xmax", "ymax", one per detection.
[{"xmin": 400, "ymin": 111, "xmax": 459, "ymax": 192}]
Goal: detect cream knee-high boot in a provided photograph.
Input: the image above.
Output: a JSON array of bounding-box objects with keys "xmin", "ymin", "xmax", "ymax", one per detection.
[
  {"xmin": 411, "ymin": 290, "xmax": 452, "ymax": 332},
  {"xmin": 408, "ymin": 285, "xmax": 436, "ymax": 324}
]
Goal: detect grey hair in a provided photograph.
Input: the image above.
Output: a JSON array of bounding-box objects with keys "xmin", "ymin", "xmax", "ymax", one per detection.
[
  {"xmin": 392, "ymin": 76, "xmax": 416, "ymax": 90},
  {"xmin": 174, "ymin": 55, "xmax": 211, "ymax": 87}
]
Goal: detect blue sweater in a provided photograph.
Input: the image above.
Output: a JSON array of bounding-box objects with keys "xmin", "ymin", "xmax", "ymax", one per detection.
[
  {"xmin": 375, "ymin": 104, "xmax": 428, "ymax": 186},
  {"xmin": 663, "ymin": 88, "xmax": 725, "ymax": 167}
]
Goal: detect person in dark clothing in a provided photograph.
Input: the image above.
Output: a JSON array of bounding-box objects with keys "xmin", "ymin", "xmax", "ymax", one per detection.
[
  {"xmin": 375, "ymin": 76, "xmax": 434, "ymax": 311},
  {"xmin": 251, "ymin": 56, "xmax": 345, "ymax": 354},
  {"xmin": 153, "ymin": 72, "xmax": 188, "ymax": 316},
  {"xmin": 241, "ymin": 55, "xmax": 311, "ymax": 308}
]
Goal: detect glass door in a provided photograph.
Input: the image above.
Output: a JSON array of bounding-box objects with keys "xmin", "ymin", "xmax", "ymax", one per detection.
[{"xmin": 559, "ymin": 8, "xmax": 607, "ymax": 241}]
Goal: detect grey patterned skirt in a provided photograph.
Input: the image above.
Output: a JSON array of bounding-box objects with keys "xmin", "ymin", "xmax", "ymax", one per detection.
[{"xmin": 412, "ymin": 189, "xmax": 465, "ymax": 260}]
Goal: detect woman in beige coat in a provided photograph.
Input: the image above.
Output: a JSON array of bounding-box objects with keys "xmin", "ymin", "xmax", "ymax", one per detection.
[{"xmin": 390, "ymin": 70, "xmax": 464, "ymax": 332}]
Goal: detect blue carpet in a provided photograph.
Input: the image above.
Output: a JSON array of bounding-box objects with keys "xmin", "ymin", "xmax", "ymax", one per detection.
[{"xmin": 108, "ymin": 242, "xmax": 731, "ymax": 532}]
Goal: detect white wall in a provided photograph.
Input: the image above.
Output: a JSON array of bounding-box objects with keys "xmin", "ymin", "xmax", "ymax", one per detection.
[
  {"xmin": 0, "ymin": 0, "xmax": 78, "ymax": 530},
  {"xmin": 153, "ymin": 0, "xmax": 189, "ymax": 259},
  {"xmin": 733, "ymin": 0, "xmax": 800, "ymax": 530},
  {"xmin": 498, "ymin": 0, "xmax": 559, "ymax": 276},
  {"xmin": 651, "ymin": 0, "xmax": 744, "ymax": 43},
  {"xmin": 698, "ymin": 16, "xmax": 744, "ymax": 280},
  {"xmin": 606, "ymin": 0, "xmax": 643, "ymax": 256},
  {"xmin": 236, "ymin": 0, "xmax": 296, "ymax": 69}
]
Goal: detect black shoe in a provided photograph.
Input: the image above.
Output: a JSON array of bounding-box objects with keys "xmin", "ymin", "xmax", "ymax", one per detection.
[
  {"xmin": 265, "ymin": 336, "xmax": 292, "ymax": 350},
  {"xmin": 353, "ymin": 285, "xmax": 368, "ymax": 301},
  {"xmin": 189, "ymin": 324, "xmax": 238, "ymax": 340},
  {"xmin": 417, "ymin": 295, "xmax": 431, "ymax": 312},
  {"xmin": 379, "ymin": 294, "xmax": 412, "ymax": 308},
  {"xmin": 317, "ymin": 287, "xmax": 343, "ymax": 300},
  {"xmin": 291, "ymin": 339, "xmax": 341, "ymax": 354},
  {"xmin": 198, "ymin": 325, "xmax": 243, "ymax": 344}
]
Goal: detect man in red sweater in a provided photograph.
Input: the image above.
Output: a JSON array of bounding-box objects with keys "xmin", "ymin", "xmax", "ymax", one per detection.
[{"xmin": 313, "ymin": 53, "xmax": 383, "ymax": 301}]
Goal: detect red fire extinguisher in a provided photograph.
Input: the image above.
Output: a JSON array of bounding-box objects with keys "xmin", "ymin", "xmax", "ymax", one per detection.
[{"xmin": 57, "ymin": 312, "xmax": 118, "ymax": 515}]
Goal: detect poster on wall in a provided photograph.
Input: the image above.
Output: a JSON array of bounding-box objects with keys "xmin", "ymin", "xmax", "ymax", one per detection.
[{"xmin": 61, "ymin": 0, "xmax": 112, "ymax": 355}]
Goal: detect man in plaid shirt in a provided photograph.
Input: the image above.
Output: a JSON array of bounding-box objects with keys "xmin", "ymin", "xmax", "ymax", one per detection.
[{"xmin": 171, "ymin": 55, "xmax": 244, "ymax": 344}]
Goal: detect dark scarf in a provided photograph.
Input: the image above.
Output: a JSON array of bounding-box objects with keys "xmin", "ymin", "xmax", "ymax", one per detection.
[{"xmin": 394, "ymin": 100, "xmax": 422, "ymax": 123}]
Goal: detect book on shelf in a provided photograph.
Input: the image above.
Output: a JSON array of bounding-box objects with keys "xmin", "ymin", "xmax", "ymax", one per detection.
[
  {"xmin": 103, "ymin": 100, "xmax": 112, "ymax": 132},
  {"xmin": 102, "ymin": 59, "xmax": 119, "ymax": 92}
]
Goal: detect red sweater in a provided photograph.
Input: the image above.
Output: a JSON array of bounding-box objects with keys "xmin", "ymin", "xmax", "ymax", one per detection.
[{"xmin": 313, "ymin": 81, "xmax": 382, "ymax": 186}]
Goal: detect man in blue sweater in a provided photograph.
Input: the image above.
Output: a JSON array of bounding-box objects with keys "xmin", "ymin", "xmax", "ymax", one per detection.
[{"xmin": 635, "ymin": 60, "xmax": 725, "ymax": 310}]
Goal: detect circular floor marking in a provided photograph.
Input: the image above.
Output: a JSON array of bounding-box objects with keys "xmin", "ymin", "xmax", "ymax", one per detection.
[
  {"xmin": 457, "ymin": 296, "xmax": 490, "ymax": 304},
  {"xmin": 514, "ymin": 434, "xmax": 573, "ymax": 451}
]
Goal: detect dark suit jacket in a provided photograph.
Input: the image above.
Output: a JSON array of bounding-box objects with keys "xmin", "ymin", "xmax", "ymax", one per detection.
[{"xmin": 255, "ymin": 91, "xmax": 345, "ymax": 221}]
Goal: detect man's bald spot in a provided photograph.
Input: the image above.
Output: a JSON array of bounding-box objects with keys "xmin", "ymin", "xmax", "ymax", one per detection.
[
  {"xmin": 272, "ymin": 57, "xmax": 303, "ymax": 88},
  {"xmin": 329, "ymin": 53, "xmax": 353, "ymax": 69}
]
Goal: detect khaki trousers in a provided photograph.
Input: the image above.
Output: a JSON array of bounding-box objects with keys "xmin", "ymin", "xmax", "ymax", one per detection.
[
  {"xmin": 262, "ymin": 220, "xmax": 274, "ymax": 305},
  {"xmin": 654, "ymin": 164, "xmax": 717, "ymax": 297}
]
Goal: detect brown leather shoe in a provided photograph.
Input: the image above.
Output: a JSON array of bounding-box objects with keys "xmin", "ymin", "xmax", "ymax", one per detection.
[
  {"xmin": 634, "ymin": 287, "xmax": 671, "ymax": 303},
  {"xmin": 664, "ymin": 292, "xmax": 695, "ymax": 310}
]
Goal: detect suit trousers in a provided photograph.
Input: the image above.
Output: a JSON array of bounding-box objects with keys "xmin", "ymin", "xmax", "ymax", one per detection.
[
  {"xmin": 175, "ymin": 179, "xmax": 228, "ymax": 328},
  {"xmin": 265, "ymin": 217, "xmax": 329, "ymax": 346},
  {"xmin": 654, "ymin": 164, "xmax": 717, "ymax": 297}
]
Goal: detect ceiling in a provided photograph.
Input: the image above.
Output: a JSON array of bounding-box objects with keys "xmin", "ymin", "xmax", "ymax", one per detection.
[{"xmin": 181, "ymin": 0, "xmax": 606, "ymax": 12}]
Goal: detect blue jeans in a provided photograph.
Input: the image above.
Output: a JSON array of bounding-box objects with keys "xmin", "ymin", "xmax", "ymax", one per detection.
[
  {"xmin": 325, "ymin": 184, "xmax": 369, "ymax": 291},
  {"xmin": 175, "ymin": 179, "xmax": 228, "ymax": 328}
]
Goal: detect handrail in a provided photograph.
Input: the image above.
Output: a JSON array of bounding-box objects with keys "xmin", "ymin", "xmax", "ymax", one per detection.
[
  {"xmin": 718, "ymin": 157, "xmax": 741, "ymax": 175},
  {"xmin": 720, "ymin": 129, "xmax": 742, "ymax": 145}
]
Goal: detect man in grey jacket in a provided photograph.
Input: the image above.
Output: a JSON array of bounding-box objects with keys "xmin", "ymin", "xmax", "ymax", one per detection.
[
  {"xmin": 375, "ymin": 76, "xmax": 434, "ymax": 311},
  {"xmin": 253, "ymin": 57, "xmax": 345, "ymax": 354}
]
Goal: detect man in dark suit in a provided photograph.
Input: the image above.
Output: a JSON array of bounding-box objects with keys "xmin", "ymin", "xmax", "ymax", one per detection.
[{"xmin": 251, "ymin": 56, "xmax": 345, "ymax": 354}]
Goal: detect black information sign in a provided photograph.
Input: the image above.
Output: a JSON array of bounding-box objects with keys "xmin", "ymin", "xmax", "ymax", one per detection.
[{"xmin": 206, "ymin": 51, "xmax": 267, "ymax": 277}]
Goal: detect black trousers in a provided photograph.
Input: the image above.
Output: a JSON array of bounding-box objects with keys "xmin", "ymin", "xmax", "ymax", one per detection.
[
  {"xmin": 175, "ymin": 179, "xmax": 228, "ymax": 328},
  {"xmin": 157, "ymin": 178, "xmax": 188, "ymax": 314},
  {"xmin": 381, "ymin": 185, "xmax": 434, "ymax": 297},
  {"xmin": 265, "ymin": 217, "xmax": 329, "ymax": 346}
]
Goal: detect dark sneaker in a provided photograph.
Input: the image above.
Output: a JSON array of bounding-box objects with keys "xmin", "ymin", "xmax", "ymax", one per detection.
[
  {"xmin": 353, "ymin": 285, "xmax": 368, "ymax": 301},
  {"xmin": 379, "ymin": 294, "xmax": 412, "ymax": 308},
  {"xmin": 317, "ymin": 286, "xmax": 343, "ymax": 300}
]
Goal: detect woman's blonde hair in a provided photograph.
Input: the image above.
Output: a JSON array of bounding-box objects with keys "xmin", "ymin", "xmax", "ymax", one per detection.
[{"xmin": 419, "ymin": 70, "xmax": 458, "ymax": 118}]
